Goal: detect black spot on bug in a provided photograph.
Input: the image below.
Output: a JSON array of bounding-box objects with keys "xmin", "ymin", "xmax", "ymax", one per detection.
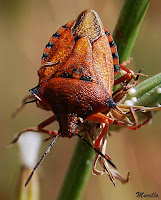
[
  {"xmin": 46, "ymin": 41, "xmax": 54, "ymax": 48},
  {"xmin": 29, "ymin": 85, "xmax": 40, "ymax": 95},
  {"xmin": 72, "ymin": 67, "xmax": 78, "ymax": 73},
  {"xmin": 105, "ymin": 97, "xmax": 117, "ymax": 108},
  {"xmin": 74, "ymin": 36, "xmax": 82, "ymax": 43},
  {"xmin": 78, "ymin": 68, "xmax": 82, "ymax": 74},
  {"xmin": 48, "ymin": 41, "xmax": 54, "ymax": 45},
  {"xmin": 42, "ymin": 56, "xmax": 47, "ymax": 61},
  {"xmin": 60, "ymin": 72, "xmax": 73, "ymax": 78},
  {"xmin": 114, "ymin": 65, "xmax": 120, "ymax": 72},
  {"xmin": 42, "ymin": 52, "xmax": 49, "ymax": 61},
  {"xmin": 67, "ymin": 74, "xmax": 73, "ymax": 78},
  {"xmin": 53, "ymin": 32, "xmax": 61, "ymax": 38},
  {"xmin": 60, "ymin": 72, "xmax": 68, "ymax": 77},
  {"xmin": 112, "ymin": 52, "xmax": 119, "ymax": 59},
  {"xmin": 62, "ymin": 24, "xmax": 68, "ymax": 28},
  {"xmin": 45, "ymin": 45, "xmax": 52, "ymax": 49},
  {"xmin": 105, "ymin": 31, "xmax": 110, "ymax": 36},
  {"xmin": 109, "ymin": 41, "xmax": 116, "ymax": 47},
  {"xmin": 80, "ymin": 75, "xmax": 92, "ymax": 82},
  {"xmin": 42, "ymin": 52, "xmax": 49, "ymax": 58}
]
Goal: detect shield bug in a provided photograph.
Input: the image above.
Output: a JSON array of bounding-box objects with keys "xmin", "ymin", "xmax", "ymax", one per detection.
[{"xmin": 12, "ymin": 9, "xmax": 161, "ymax": 186}]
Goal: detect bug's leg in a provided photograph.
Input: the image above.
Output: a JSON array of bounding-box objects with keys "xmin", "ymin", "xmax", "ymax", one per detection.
[
  {"xmin": 92, "ymin": 154, "xmax": 105, "ymax": 175},
  {"xmin": 128, "ymin": 106, "xmax": 138, "ymax": 126},
  {"xmin": 114, "ymin": 65, "xmax": 134, "ymax": 86},
  {"xmin": 117, "ymin": 104, "xmax": 159, "ymax": 130},
  {"xmin": 113, "ymin": 68, "xmax": 145, "ymax": 104},
  {"xmin": 85, "ymin": 114, "xmax": 116, "ymax": 170},
  {"xmin": 10, "ymin": 115, "xmax": 59, "ymax": 145},
  {"xmin": 37, "ymin": 115, "xmax": 57, "ymax": 133},
  {"xmin": 94, "ymin": 122, "xmax": 109, "ymax": 149},
  {"xmin": 87, "ymin": 112, "xmax": 124, "ymax": 126},
  {"xmin": 111, "ymin": 107, "xmax": 153, "ymax": 131},
  {"xmin": 86, "ymin": 110, "xmax": 150, "ymax": 133},
  {"xmin": 11, "ymin": 95, "xmax": 35, "ymax": 117},
  {"xmin": 114, "ymin": 64, "xmax": 147, "ymax": 87},
  {"xmin": 129, "ymin": 111, "xmax": 152, "ymax": 130},
  {"xmin": 87, "ymin": 111, "xmax": 130, "ymax": 133},
  {"xmin": 86, "ymin": 113, "xmax": 115, "ymax": 149}
]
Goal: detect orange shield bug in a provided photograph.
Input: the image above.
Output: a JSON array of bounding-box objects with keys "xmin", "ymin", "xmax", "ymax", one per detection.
[
  {"xmin": 12, "ymin": 9, "xmax": 161, "ymax": 186},
  {"xmin": 31, "ymin": 9, "xmax": 118, "ymax": 138}
]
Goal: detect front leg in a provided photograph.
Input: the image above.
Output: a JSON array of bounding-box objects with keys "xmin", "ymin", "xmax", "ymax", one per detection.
[{"xmin": 9, "ymin": 115, "xmax": 59, "ymax": 145}]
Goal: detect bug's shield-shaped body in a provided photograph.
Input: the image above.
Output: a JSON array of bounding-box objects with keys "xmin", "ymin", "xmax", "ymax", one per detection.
[{"xmin": 30, "ymin": 10, "xmax": 116, "ymax": 137}]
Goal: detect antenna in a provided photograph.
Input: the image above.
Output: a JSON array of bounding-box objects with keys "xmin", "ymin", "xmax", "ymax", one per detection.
[
  {"xmin": 25, "ymin": 131, "xmax": 116, "ymax": 187},
  {"xmin": 25, "ymin": 133, "xmax": 60, "ymax": 187},
  {"xmin": 24, "ymin": 99, "xmax": 36, "ymax": 104},
  {"xmin": 76, "ymin": 133, "xmax": 117, "ymax": 169}
]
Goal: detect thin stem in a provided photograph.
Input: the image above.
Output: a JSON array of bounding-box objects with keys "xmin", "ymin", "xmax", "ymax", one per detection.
[
  {"xmin": 57, "ymin": 139, "xmax": 94, "ymax": 200},
  {"xmin": 113, "ymin": 0, "xmax": 150, "ymax": 63},
  {"xmin": 126, "ymin": 72, "xmax": 161, "ymax": 107}
]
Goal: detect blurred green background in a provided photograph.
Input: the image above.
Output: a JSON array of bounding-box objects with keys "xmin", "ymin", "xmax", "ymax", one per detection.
[{"xmin": 0, "ymin": 0, "xmax": 161, "ymax": 199}]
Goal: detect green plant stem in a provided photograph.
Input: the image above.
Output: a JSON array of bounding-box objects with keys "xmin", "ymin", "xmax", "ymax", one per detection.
[
  {"xmin": 58, "ymin": 139, "xmax": 94, "ymax": 200},
  {"xmin": 113, "ymin": 0, "xmax": 150, "ymax": 63},
  {"xmin": 58, "ymin": 1, "xmax": 151, "ymax": 199},
  {"xmin": 126, "ymin": 72, "xmax": 161, "ymax": 107}
]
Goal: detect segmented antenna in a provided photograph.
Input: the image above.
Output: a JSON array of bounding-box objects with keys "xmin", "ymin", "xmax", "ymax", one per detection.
[
  {"xmin": 24, "ymin": 99, "xmax": 36, "ymax": 104},
  {"xmin": 76, "ymin": 133, "xmax": 117, "ymax": 169},
  {"xmin": 25, "ymin": 133, "xmax": 60, "ymax": 187},
  {"xmin": 25, "ymin": 132, "xmax": 116, "ymax": 187}
]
